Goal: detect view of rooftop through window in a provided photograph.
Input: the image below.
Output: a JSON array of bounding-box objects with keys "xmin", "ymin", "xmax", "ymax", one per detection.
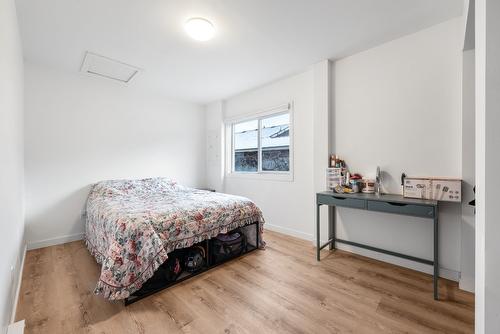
[{"xmin": 233, "ymin": 113, "xmax": 290, "ymax": 172}]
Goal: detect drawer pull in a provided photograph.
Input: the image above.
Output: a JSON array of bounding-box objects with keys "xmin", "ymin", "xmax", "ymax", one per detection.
[
  {"xmin": 387, "ymin": 202, "xmax": 408, "ymax": 207},
  {"xmin": 333, "ymin": 196, "xmax": 346, "ymax": 200}
]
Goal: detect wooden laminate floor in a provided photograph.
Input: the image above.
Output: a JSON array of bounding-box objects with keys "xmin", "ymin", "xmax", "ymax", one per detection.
[{"xmin": 16, "ymin": 230, "xmax": 474, "ymax": 334}]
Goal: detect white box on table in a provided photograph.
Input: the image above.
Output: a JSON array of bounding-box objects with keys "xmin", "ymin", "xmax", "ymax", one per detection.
[
  {"xmin": 403, "ymin": 178, "xmax": 431, "ymax": 199},
  {"xmin": 431, "ymin": 178, "xmax": 461, "ymax": 202},
  {"xmin": 404, "ymin": 177, "xmax": 461, "ymax": 202}
]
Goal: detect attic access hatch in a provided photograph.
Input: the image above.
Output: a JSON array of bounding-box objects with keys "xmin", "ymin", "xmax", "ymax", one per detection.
[{"xmin": 80, "ymin": 52, "xmax": 140, "ymax": 83}]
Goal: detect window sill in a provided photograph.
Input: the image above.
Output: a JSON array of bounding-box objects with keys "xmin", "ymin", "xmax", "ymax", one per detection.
[{"xmin": 225, "ymin": 172, "xmax": 294, "ymax": 182}]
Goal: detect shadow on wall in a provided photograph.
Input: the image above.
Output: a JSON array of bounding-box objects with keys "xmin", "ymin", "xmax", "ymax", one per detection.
[
  {"xmin": 380, "ymin": 170, "xmax": 398, "ymax": 194},
  {"xmin": 26, "ymin": 185, "xmax": 93, "ymax": 247}
]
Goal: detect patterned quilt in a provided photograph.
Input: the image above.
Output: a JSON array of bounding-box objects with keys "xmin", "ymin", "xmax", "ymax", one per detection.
[{"xmin": 85, "ymin": 177, "xmax": 265, "ymax": 300}]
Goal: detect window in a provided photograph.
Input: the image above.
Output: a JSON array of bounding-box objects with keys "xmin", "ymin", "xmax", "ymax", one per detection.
[
  {"xmin": 260, "ymin": 113, "xmax": 290, "ymax": 172},
  {"xmin": 228, "ymin": 104, "xmax": 292, "ymax": 177},
  {"xmin": 233, "ymin": 119, "xmax": 259, "ymax": 172}
]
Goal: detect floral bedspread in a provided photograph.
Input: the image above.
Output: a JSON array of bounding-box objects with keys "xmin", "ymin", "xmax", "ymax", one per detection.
[{"xmin": 85, "ymin": 177, "xmax": 264, "ymax": 300}]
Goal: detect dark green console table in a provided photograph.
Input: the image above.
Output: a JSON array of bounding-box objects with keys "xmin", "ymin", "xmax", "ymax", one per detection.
[{"xmin": 316, "ymin": 191, "xmax": 440, "ymax": 300}]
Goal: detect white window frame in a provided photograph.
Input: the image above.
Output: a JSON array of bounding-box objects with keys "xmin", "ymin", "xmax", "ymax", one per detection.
[{"xmin": 225, "ymin": 102, "xmax": 294, "ymax": 182}]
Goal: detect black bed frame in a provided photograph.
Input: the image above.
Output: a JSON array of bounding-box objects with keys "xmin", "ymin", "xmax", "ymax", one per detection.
[{"xmin": 124, "ymin": 221, "xmax": 260, "ymax": 305}]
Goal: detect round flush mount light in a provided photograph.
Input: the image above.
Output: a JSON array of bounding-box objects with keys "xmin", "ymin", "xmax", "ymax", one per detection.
[{"xmin": 184, "ymin": 17, "xmax": 216, "ymax": 41}]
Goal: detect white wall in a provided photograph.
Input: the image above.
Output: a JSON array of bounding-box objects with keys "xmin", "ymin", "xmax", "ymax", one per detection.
[
  {"xmin": 0, "ymin": 0, "xmax": 25, "ymax": 332},
  {"xmin": 332, "ymin": 18, "xmax": 464, "ymax": 279},
  {"xmin": 24, "ymin": 63, "xmax": 206, "ymax": 248},
  {"xmin": 475, "ymin": 0, "xmax": 500, "ymax": 332},
  {"xmin": 460, "ymin": 49, "xmax": 475, "ymax": 292},
  {"xmin": 206, "ymin": 70, "xmax": 316, "ymax": 240},
  {"xmin": 205, "ymin": 101, "xmax": 225, "ymax": 192},
  {"xmin": 205, "ymin": 18, "xmax": 470, "ymax": 283},
  {"xmin": 313, "ymin": 60, "xmax": 333, "ymax": 243}
]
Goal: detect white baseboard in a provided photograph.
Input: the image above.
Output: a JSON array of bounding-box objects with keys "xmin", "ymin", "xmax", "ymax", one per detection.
[
  {"xmin": 334, "ymin": 243, "xmax": 461, "ymax": 282},
  {"xmin": 440, "ymin": 268, "xmax": 461, "ymax": 282},
  {"xmin": 265, "ymin": 224, "xmax": 313, "ymax": 241},
  {"xmin": 7, "ymin": 320, "xmax": 25, "ymax": 334},
  {"xmin": 27, "ymin": 233, "xmax": 85, "ymax": 250},
  {"xmin": 10, "ymin": 244, "xmax": 26, "ymax": 324},
  {"xmin": 459, "ymin": 275, "xmax": 475, "ymax": 293},
  {"xmin": 265, "ymin": 223, "xmax": 461, "ymax": 283}
]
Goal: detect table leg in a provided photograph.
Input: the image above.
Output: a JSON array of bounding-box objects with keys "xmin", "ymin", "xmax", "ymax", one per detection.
[
  {"xmin": 434, "ymin": 211, "xmax": 439, "ymax": 300},
  {"xmin": 329, "ymin": 206, "xmax": 335, "ymax": 250},
  {"xmin": 256, "ymin": 221, "xmax": 259, "ymax": 249},
  {"xmin": 316, "ymin": 203, "xmax": 321, "ymax": 261}
]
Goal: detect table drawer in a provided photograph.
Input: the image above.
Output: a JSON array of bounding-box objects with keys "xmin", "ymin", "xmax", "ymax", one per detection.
[
  {"xmin": 367, "ymin": 200, "xmax": 435, "ymax": 218},
  {"xmin": 317, "ymin": 194, "xmax": 366, "ymax": 209}
]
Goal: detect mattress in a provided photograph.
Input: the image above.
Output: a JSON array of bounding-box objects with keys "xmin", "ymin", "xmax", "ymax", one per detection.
[{"xmin": 85, "ymin": 177, "xmax": 264, "ymax": 300}]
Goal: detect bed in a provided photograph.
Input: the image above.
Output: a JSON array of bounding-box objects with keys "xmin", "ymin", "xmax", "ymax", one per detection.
[{"xmin": 85, "ymin": 177, "xmax": 265, "ymax": 300}]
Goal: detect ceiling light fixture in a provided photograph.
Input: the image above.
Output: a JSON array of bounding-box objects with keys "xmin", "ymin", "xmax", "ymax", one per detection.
[{"xmin": 184, "ymin": 17, "xmax": 215, "ymax": 41}]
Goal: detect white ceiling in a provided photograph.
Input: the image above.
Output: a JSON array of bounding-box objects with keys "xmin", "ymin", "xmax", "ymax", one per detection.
[{"xmin": 16, "ymin": 0, "xmax": 463, "ymax": 104}]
